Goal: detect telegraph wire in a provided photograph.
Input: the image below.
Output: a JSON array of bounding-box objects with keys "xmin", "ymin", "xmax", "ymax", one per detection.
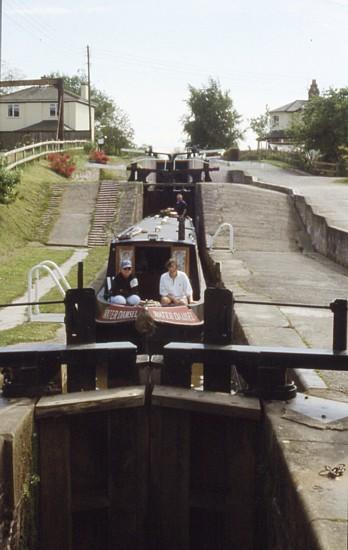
[
  {"xmin": 92, "ymin": 48, "xmax": 310, "ymax": 85},
  {"xmin": 5, "ymin": 0, "xmax": 84, "ymax": 58}
]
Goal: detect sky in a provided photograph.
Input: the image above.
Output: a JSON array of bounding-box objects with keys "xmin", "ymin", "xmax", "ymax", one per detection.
[{"xmin": 1, "ymin": 0, "xmax": 348, "ymax": 151}]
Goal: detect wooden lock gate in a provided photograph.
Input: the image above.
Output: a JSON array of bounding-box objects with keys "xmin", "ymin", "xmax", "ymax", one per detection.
[
  {"xmin": 1, "ymin": 287, "xmax": 348, "ymax": 549},
  {"xmin": 36, "ymin": 384, "xmax": 260, "ymax": 550}
]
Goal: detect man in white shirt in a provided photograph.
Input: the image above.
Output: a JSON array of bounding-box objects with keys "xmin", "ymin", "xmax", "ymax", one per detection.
[{"xmin": 159, "ymin": 258, "xmax": 193, "ymax": 306}]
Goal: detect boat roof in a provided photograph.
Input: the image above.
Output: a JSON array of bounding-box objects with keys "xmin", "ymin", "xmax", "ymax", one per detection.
[{"xmin": 114, "ymin": 215, "xmax": 197, "ymax": 246}]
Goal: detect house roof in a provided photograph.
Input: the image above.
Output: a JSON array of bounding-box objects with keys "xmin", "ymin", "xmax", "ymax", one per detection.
[
  {"xmin": 16, "ymin": 120, "xmax": 74, "ymax": 132},
  {"xmin": 270, "ymin": 99, "xmax": 307, "ymax": 114},
  {"xmin": 0, "ymin": 86, "xmax": 91, "ymax": 105}
]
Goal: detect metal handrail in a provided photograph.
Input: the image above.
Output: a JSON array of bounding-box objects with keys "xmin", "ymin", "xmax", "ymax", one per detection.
[
  {"xmin": 207, "ymin": 222, "xmax": 234, "ymax": 252},
  {"xmin": 27, "ymin": 260, "xmax": 71, "ymax": 321}
]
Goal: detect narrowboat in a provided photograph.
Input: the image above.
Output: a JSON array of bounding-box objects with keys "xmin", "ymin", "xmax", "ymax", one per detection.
[{"xmin": 96, "ymin": 213, "xmax": 205, "ymax": 352}]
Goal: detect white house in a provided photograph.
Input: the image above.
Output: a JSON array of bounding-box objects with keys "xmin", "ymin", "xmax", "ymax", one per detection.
[
  {"xmin": 265, "ymin": 79, "xmax": 319, "ymax": 149},
  {"xmin": 0, "ymin": 84, "xmax": 95, "ymax": 149}
]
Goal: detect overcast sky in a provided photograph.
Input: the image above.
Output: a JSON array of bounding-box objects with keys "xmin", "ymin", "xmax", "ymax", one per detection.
[{"xmin": 1, "ymin": 0, "xmax": 347, "ymax": 150}]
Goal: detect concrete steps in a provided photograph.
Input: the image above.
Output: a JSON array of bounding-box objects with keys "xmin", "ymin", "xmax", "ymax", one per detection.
[{"xmin": 88, "ymin": 181, "xmax": 120, "ymax": 246}]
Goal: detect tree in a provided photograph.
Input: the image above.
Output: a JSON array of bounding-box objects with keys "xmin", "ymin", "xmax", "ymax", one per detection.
[
  {"xmin": 249, "ymin": 106, "xmax": 270, "ymax": 149},
  {"xmin": 183, "ymin": 78, "xmax": 243, "ymax": 149},
  {"xmin": 290, "ymin": 88, "xmax": 348, "ymax": 161},
  {"xmin": 101, "ymin": 110, "xmax": 135, "ymax": 154},
  {"xmin": 42, "ymin": 72, "xmax": 135, "ymax": 154}
]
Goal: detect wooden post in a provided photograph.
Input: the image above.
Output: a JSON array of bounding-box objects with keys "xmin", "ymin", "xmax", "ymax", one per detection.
[
  {"xmin": 77, "ymin": 261, "xmax": 83, "ymax": 289},
  {"xmin": 65, "ymin": 288, "xmax": 96, "ymax": 391},
  {"xmin": 330, "ymin": 298, "xmax": 347, "ymax": 351},
  {"xmin": 56, "ymin": 78, "xmax": 65, "ymax": 141},
  {"xmin": 203, "ymin": 287, "xmax": 233, "ymax": 392}
]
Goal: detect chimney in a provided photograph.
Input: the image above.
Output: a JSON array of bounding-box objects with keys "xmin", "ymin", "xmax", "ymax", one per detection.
[
  {"xmin": 308, "ymin": 79, "xmax": 319, "ymax": 99},
  {"xmin": 80, "ymin": 84, "xmax": 89, "ymax": 101}
]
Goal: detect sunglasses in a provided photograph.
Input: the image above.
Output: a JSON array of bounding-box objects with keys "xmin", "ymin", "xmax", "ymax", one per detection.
[{"xmin": 122, "ymin": 267, "xmax": 132, "ymax": 270}]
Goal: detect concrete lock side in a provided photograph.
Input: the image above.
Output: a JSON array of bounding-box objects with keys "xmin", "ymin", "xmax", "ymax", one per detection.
[
  {"xmin": 262, "ymin": 398, "xmax": 348, "ymax": 550},
  {"xmin": 0, "ymin": 397, "xmax": 36, "ymax": 550}
]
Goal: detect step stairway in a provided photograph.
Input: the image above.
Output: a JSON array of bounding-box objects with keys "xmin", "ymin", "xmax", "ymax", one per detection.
[{"xmin": 88, "ymin": 181, "xmax": 120, "ymax": 246}]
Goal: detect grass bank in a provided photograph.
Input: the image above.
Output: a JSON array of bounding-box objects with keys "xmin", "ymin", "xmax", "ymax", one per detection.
[
  {"xmin": 0, "ymin": 155, "xmax": 109, "ymax": 346},
  {"xmin": 0, "ymin": 160, "xmax": 68, "ymax": 258},
  {"xmin": 0, "ymin": 160, "xmax": 75, "ymax": 305},
  {"xmin": 0, "ymin": 245, "xmax": 108, "ymax": 346}
]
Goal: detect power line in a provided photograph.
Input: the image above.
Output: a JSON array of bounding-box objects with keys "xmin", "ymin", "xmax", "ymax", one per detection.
[
  {"xmin": 92, "ymin": 47, "xmax": 312, "ymax": 83},
  {"xmin": 4, "ymin": 0, "xmax": 84, "ymax": 58}
]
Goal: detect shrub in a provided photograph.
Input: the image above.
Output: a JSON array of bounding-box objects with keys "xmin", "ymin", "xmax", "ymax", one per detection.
[
  {"xmin": 83, "ymin": 141, "xmax": 95, "ymax": 154},
  {"xmin": 0, "ymin": 164, "xmax": 21, "ymax": 204},
  {"xmin": 89, "ymin": 149, "xmax": 109, "ymax": 164},
  {"xmin": 337, "ymin": 146, "xmax": 348, "ymax": 176},
  {"xmin": 47, "ymin": 152, "xmax": 76, "ymax": 178},
  {"xmin": 223, "ymin": 147, "xmax": 240, "ymax": 161}
]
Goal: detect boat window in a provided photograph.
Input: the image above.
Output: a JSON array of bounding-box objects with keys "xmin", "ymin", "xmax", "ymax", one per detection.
[
  {"xmin": 135, "ymin": 246, "xmax": 172, "ymax": 301},
  {"xmin": 116, "ymin": 247, "xmax": 134, "ymax": 271},
  {"xmin": 135, "ymin": 246, "xmax": 171, "ymax": 273}
]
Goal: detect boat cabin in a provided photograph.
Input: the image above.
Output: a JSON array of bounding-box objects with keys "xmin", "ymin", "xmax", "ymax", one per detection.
[{"xmin": 104, "ymin": 216, "xmax": 202, "ymax": 303}]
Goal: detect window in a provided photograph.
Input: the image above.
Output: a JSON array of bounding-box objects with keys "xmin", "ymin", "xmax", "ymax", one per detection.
[
  {"xmin": 272, "ymin": 115, "xmax": 279, "ymax": 127},
  {"xmin": 49, "ymin": 103, "xmax": 58, "ymax": 117},
  {"xmin": 8, "ymin": 104, "xmax": 20, "ymax": 117},
  {"xmin": 117, "ymin": 247, "xmax": 134, "ymax": 272},
  {"xmin": 171, "ymin": 247, "xmax": 189, "ymax": 273}
]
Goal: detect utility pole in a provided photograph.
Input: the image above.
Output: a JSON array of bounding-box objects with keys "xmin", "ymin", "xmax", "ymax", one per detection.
[
  {"xmin": 56, "ymin": 78, "xmax": 65, "ymax": 141},
  {"xmin": 87, "ymin": 45, "xmax": 92, "ymax": 141},
  {"xmin": 0, "ymin": 0, "xmax": 3, "ymax": 81}
]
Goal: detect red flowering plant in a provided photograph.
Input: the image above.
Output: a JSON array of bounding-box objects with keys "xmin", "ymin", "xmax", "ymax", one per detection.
[
  {"xmin": 47, "ymin": 152, "xmax": 76, "ymax": 178},
  {"xmin": 89, "ymin": 149, "xmax": 109, "ymax": 164}
]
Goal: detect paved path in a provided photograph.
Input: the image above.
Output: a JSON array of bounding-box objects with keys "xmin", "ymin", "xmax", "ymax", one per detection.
[
  {"xmin": 228, "ymin": 160, "xmax": 348, "ymax": 229},
  {"xmin": 47, "ymin": 182, "xmax": 100, "ymax": 247}
]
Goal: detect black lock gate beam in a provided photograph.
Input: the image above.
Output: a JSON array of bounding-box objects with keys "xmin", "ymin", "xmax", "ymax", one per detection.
[{"xmin": 163, "ymin": 342, "xmax": 348, "ymax": 400}]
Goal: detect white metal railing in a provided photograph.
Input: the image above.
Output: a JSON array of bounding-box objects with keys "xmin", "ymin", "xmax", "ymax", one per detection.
[
  {"xmin": 27, "ymin": 260, "xmax": 71, "ymax": 321},
  {"xmin": 0, "ymin": 139, "xmax": 87, "ymax": 171},
  {"xmin": 206, "ymin": 223, "xmax": 234, "ymax": 252}
]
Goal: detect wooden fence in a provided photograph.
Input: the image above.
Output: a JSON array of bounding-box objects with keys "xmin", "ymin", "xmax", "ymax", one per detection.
[
  {"xmin": 312, "ymin": 160, "xmax": 338, "ymax": 176},
  {"xmin": 0, "ymin": 139, "xmax": 87, "ymax": 170}
]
